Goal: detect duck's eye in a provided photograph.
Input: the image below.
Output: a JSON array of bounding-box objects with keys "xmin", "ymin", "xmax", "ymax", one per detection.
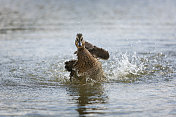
[
  {"xmin": 80, "ymin": 38, "xmax": 83, "ymax": 41},
  {"xmin": 76, "ymin": 38, "xmax": 79, "ymax": 41}
]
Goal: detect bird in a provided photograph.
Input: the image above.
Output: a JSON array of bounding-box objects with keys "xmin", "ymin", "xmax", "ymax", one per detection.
[{"xmin": 65, "ymin": 33, "xmax": 109, "ymax": 82}]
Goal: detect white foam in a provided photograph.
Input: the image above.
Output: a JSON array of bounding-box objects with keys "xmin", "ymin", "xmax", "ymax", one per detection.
[{"xmin": 109, "ymin": 53, "xmax": 144, "ymax": 81}]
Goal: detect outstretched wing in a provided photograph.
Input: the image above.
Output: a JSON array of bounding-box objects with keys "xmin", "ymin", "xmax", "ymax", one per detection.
[
  {"xmin": 85, "ymin": 41, "xmax": 109, "ymax": 60},
  {"xmin": 88, "ymin": 46, "xmax": 109, "ymax": 60}
]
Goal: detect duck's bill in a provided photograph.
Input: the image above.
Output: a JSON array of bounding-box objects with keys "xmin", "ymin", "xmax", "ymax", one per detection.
[{"xmin": 78, "ymin": 41, "xmax": 82, "ymax": 47}]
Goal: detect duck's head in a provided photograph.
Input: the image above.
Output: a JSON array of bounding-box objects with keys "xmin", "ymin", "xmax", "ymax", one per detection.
[{"xmin": 75, "ymin": 33, "xmax": 85, "ymax": 49}]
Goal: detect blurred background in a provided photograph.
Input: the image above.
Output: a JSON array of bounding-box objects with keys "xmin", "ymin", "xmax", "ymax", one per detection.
[{"xmin": 0, "ymin": 0, "xmax": 176, "ymax": 39}]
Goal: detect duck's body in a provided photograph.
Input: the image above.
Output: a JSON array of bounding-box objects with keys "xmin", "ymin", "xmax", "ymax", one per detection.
[
  {"xmin": 76, "ymin": 48, "xmax": 96, "ymax": 73},
  {"xmin": 65, "ymin": 33, "xmax": 109, "ymax": 82},
  {"xmin": 75, "ymin": 47, "xmax": 105, "ymax": 81}
]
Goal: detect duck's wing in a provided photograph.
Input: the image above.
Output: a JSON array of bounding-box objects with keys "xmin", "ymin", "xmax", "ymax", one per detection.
[
  {"xmin": 65, "ymin": 60, "xmax": 77, "ymax": 72},
  {"xmin": 85, "ymin": 41, "xmax": 94, "ymax": 49},
  {"xmin": 85, "ymin": 41, "xmax": 109, "ymax": 60},
  {"xmin": 88, "ymin": 46, "xmax": 109, "ymax": 60}
]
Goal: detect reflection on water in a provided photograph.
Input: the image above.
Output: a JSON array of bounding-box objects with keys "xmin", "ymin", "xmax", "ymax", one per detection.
[
  {"xmin": 0, "ymin": 0, "xmax": 176, "ymax": 116},
  {"xmin": 67, "ymin": 83, "xmax": 107, "ymax": 116}
]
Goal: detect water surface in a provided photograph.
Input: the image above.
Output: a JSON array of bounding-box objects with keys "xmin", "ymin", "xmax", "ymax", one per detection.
[{"xmin": 0, "ymin": 0, "xmax": 176, "ymax": 116}]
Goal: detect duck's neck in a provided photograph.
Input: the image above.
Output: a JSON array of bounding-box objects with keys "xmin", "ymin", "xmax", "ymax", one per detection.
[
  {"xmin": 77, "ymin": 48, "xmax": 93, "ymax": 60},
  {"xmin": 77, "ymin": 47, "xmax": 96, "ymax": 68}
]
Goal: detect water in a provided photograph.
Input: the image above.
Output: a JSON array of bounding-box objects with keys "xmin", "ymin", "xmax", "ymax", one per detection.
[{"xmin": 0, "ymin": 0, "xmax": 176, "ymax": 116}]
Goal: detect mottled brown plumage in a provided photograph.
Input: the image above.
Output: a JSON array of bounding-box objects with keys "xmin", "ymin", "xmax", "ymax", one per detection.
[{"xmin": 65, "ymin": 33, "xmax": 109, "ymax": 82}]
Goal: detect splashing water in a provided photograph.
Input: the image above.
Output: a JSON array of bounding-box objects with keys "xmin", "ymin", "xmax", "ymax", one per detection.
[
  {"xmin": 114, "ymin": 53, "xmax": 144, "ymax": 81},
  {"xmin": 104, "ymin": 53, "xmax": 144, "ymax": 82},
  {"xmin": 104, "ymin": 52, "xmax": 174, "ymax": 83}
]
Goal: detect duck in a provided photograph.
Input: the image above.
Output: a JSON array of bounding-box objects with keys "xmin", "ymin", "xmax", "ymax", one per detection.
[{"xmin": 65, "ymin": 33, "xmax": 109, "ymax": 82}]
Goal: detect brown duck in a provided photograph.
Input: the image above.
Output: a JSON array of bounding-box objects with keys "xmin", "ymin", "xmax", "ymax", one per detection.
[{"xmin": 65, "ymin": 33, "xmax": 109, "ymax": 82}]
